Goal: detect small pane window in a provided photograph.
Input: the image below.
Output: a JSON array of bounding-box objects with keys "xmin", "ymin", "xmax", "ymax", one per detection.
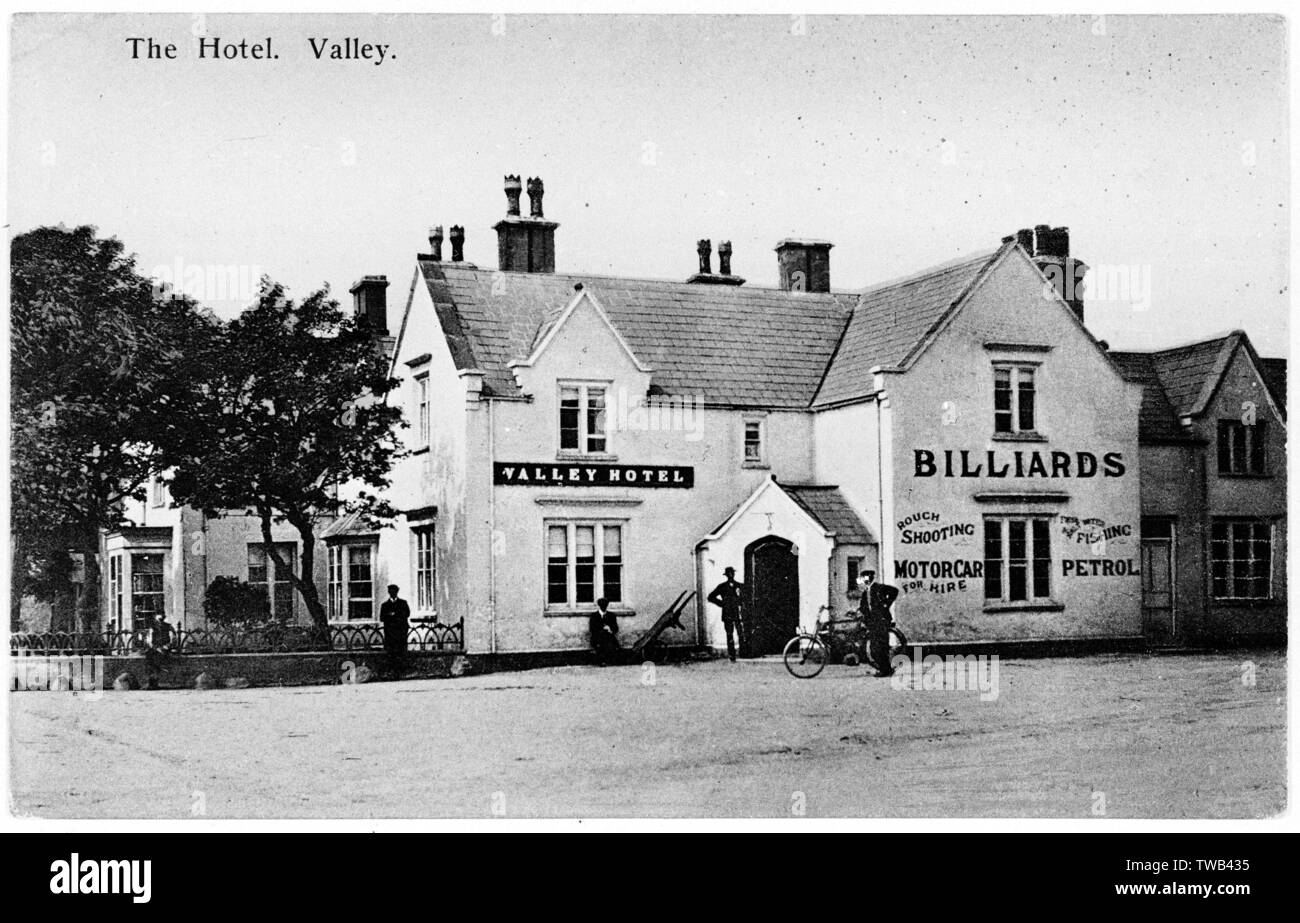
[
  {"xmin": 984, "ymin": 516, "xmax": 1052, "ymax": 603},
  {"xmin": 744, "ymin": 420, "xmax": 763, "ymax": 463},
  {"xmin": 546, "ymin": 522, "xmax": 626, "ymax": 608},
  {"xmin": 1217, "ymin": 419, "xmax": 1267, "ymax": 475},
  {"xmin": 558, "ymin": 383, "xmax": 609, "ymax": 454},
  {"xmin": 993, "ymin": 365, "xmax": 1037, "ymax": 435}
]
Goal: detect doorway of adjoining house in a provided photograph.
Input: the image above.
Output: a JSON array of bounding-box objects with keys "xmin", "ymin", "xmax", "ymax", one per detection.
[{"xmin": 744, "ymin": 536, "xmax": 799, "ymax": 656}]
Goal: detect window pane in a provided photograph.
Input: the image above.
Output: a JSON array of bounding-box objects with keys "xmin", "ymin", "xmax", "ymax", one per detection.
[
  {"xmin": 1249, "ymin": 421, "xmax": 1266, "ymax": 474},
  {"xmin": 1231, "ymin": 424, "xmax": 1247, "ymax": 473},
  {"xmin": 744, "ymin": 422, "xmax": 762, "ymax": 460},
  {"xmin": 983, "ymin": 521, "xmax": 1002, "ymax": 600},
  {"xmin": 347, "ymin": 546, "xmax": 372, "ymax": 620},
  {"xmin": 575, "ymin": 526, "xmax": 596, "ymax": 603},
  {"xmin": 1032, "ymin": 519, "xmax": 1051, "ymax": 598},
  {"xmin": 602, "ymin": 525, "xmax": 623, "ymax": 603},
  {"xmin": 1017, "ymin": 370, "xmax": 1035, "ymax": 431},
  {"xmin": 586, "ymin": 388, "xmax": 607, "ymax": 453},
  {"xmin": 248, "ymin": 546, "xmax": 268, "ymax": 585},
  {"xmin": 560, "ymin": 387, "xmax": 580, "ymax": 450},
  {"xmin": 547, "ymin": 526, "xmax": 569, "ymax": 604},
  {"xmin": 1217, "ymin": 421, "xmax": 1233, "ymax": 472},
  {"xmin": 994, "ymin": 369, "xmax": 1012, "ymax": 433},
  {"xmin": 131, "ymin": 554, "xmax": 165, "ymax": 621}
]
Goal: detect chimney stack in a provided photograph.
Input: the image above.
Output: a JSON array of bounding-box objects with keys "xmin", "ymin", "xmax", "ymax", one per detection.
[
  {"xmin": 428, "ymin": 226, "xmax": 444, "ymax": 262},
  {"xmin": 1013, "ymin": 224, "xmax": 1089, "ymax": 323},
  {"xmin": 450, "ymin": 225, "xmax": 465, "ymax": 263},
  {"xmin": 687, "ymin": 238, "xmax": 745, "ymax": 285},
  {"xmin": 495, "ymin": 174, "xmax": 559, "ymax": 273},
  {"xmin": 775, "ymin": 239, "xmax": 833, "ymax": 293},
  {"xmin": 350, "ymin": 275, "xmax": 390, "ymax": 335}
]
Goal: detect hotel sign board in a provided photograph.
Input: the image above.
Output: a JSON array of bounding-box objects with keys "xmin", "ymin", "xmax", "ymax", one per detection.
[{"xmin": 494, "ymin": 461, "xmax": 694, "ymax": 488}]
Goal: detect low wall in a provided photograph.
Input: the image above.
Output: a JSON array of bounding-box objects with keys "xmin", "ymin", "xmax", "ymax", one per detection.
[{"xmin": 10, "ymin": 650, "xmax": 471, "ymax": 691}]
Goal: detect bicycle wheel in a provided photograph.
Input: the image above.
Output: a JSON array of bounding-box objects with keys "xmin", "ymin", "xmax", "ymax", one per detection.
[
  {"xmin": 783, "ymin": 634, "xmax": 828, "ymax": 679},
  {"xmin": 889, "ymin": 628, "xmax": 908, "ymax": 658}
]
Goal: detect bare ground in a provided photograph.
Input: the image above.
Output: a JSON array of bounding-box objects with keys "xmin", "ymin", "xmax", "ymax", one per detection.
[{"xmin": 7, "ymin": 650, "xmax": 1286, "ymax": 818}]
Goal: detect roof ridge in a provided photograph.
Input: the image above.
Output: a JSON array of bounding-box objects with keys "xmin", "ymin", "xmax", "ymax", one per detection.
[
  {"xmin": 1144, "ymin": 329, "xmax": 1243, "ymax": 355},
  {"xmin": 857, "ymin": 248, "xmax": 999, "ymax": 297},
  {"xmin": 418, "ymin": 259, "xmax": 858, "ymax": 299}
]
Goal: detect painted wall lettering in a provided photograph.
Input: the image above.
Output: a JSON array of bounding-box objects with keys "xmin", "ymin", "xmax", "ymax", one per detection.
[
  {"xmin": 493, "ymin": 461, "xmax": 694, "ymax": 488},
  {"xmin": 1062, "ymin": 559, "xmax": 1141, "ymax": 577},
  {"xmin": 1061, "ymin": 516, "xmax": 1133, "ymax": 546},
  {"xmin": 897, "ymin": 511, "xmax": 975, "ymax": 544},
  {"xmin": 895, "ymin": 559, "xmax": 984, "ymax": 580},
  {"xmin": 913, "ymin": 449, "xmax": 1126, "ymax": 478}
]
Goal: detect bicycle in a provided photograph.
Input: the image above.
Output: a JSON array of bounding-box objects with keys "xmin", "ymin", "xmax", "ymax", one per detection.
[{"xmin": 782, "ymin": 605, "xmax": 909, "ymax": 679}]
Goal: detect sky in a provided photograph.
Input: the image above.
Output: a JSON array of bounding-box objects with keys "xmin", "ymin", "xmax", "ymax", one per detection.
[{"xmin": 8, "ymin": 12, "xmax": 1290, "ymax": 356}]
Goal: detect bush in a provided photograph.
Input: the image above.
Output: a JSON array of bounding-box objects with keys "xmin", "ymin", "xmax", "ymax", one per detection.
[{"xmin": 203, "ymin": 576, "xmax": 269, "ymax": 627}]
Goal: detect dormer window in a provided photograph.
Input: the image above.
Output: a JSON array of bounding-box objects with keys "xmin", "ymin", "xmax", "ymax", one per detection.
[{"xmin": 559, "ymin": 382, "xmax": 608, "ymax": 455}]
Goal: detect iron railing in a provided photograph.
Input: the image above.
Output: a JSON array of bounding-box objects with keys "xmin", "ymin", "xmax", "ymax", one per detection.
[{"xmin": 10, "ymin": 619, "xmax": 465, "ymax": 656}]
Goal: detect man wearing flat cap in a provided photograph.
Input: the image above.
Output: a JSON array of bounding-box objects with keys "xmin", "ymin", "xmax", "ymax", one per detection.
[{"xmin": 707, "ymin": 566, "xmax": 746, "ymax": 662}]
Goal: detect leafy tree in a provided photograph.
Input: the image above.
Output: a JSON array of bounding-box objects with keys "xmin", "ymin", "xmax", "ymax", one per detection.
[
  {"xmin": 10, "ymin": 226, "xmax": 209, "ymax": 631},
  {"xmin": 167, "ymin": 279, "xmax": 404, "ymax": 628}
]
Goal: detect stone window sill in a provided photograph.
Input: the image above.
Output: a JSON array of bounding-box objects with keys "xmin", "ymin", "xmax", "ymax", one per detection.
[
  {"xmin": 991, "ymin": 432, "xmax": 1048, "ymax": 443},
  {"xmin": 544, "ymin": 608, "xmax": 636, "ymax": 619},
  {"xmin": 982, "ymin": 600, "xmax": 1064, "ymax": 614},
  {"xmin": 556, "ymin": 452, "xmax": 618, "ymax": 463}
]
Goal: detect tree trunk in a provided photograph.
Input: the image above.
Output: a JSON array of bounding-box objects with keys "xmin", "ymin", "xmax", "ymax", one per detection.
[
  {"xmin": 10, "ymin": 535, "xmax": 26, "ymax": 631},
  {"xmin": 294, "ymin": 525, "xmax": 328, "ymax": 629},
  {"xmin": 75, "ymin": 547, "xmax": 101, "ymax": 634},
  {"xmin": 257, "ymin": 507, "xmax": 328, "ymax": 630}
]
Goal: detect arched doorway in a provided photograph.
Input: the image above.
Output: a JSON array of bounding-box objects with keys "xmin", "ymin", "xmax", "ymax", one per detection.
[{"xmin": 744, "ymin": 536, "xmax": 799, "ymax": 656}]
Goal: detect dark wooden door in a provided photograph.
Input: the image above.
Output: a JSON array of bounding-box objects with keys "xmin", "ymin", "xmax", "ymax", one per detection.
[
  {"xmin": 745, "ymin": 537, "xmax": 800, "ymax": 656},
  {"xmin": 1140, "ymin": 518, "xmax": 1175, "ymax": 641}
]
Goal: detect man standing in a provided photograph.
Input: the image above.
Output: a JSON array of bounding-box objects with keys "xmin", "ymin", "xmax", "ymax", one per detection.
[
  {"xmin": 857, "ymin": 570, "xmax": 900, "ymax": 677},
  {"xmin": 588, "ymin": 596, "xmax": 620, "ymax": 665},
  {"xmin": 707, "ymin": 566, "xmax": 746, "ymax": 662},
  {"xmin": 379, "ymin": 584, "xmax": 410, "ymax": 676}
]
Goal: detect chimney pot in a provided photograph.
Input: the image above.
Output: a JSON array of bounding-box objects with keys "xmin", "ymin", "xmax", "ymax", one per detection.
[
  {"xmin": 696, "ymin": 239, "xmax": 713, "ymax": 275},
  {"xmin": 449, "ymin": 225, "xmax": 465, "ymax": 262},
  {"xmin": 504, "ymin": 175, "xmax": 523, "ymax": 217},
  {"xmin": 718, "ymin": 241, "xmax": 734, "ymax": 276},
  {"xmin": 428, "ymin": 225, "xmax": 444, "ymax": 262},
  {"xmin": 1015, "ymin": 228, "xmax": 1035, "ymax": 252},
  {"xmin": 526, "ymin": 177, "xmax": 545, "ymax": 218}
]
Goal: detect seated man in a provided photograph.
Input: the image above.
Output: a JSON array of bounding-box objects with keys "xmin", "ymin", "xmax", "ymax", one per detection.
[{"xmin": 588, "ymin": 597, "xmax": 620, "ymax": 665}]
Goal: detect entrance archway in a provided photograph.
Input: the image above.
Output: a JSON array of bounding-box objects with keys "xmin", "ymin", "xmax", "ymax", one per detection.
[{"xmin": 744, "ymin": 536, "xmax": 799, "ymax": 656}]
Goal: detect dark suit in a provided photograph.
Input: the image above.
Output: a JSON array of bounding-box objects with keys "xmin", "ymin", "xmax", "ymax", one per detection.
[
  {"xmin": 589, "ymin": 608, "xmax": 620, "ymax": 663},
  {"xmin": 859, "ymin": 582, "xmax": 899, "ymax": 675},
  {"xmin": 380, "ymin": 597, "xmax": 411, "ymax": 661},
  {"xmin": 707, "ymin": 578, "xmax": 746, "ymax": 661}
]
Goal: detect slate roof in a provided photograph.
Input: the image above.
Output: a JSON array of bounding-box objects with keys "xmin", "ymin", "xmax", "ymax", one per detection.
[
  {"xmin": 1261, "ymin": 357, "xmax": 1287, "ymax": 411},
  {"xmin": 1145, "ymin": 335, "xmax": 1233, "ymax": 417},
  {"xmin": 322, "ymin": 511, "xmax": 381, "ymax": 540},
  {"xmin": 411, "ymin": 244, "xmax": 1283, "ymax": 427},
  {"xmin": 419, "ymin": 262, "xmax": 857, "ymax": 408},
  {"xmin": 1110, "ymin": 330, "xmax": 1286, "ymax": 443},
  {"xmin": 1107, "ymin": 351, "xmax": 1196, "ymax": 443},
  {"xmin": 812, "ymin": 247, "xmax": 1003, "ymax": 407},
  {"xmin": 780, "ymin": 484, "xmax": 874, "ymax": 543}
]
